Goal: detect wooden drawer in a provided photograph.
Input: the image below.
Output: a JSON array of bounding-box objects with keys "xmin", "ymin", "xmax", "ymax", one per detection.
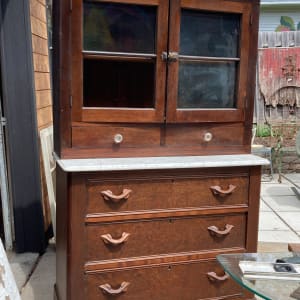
[
  {"xmin": 86, "ymin": 214, "xmax": 246, "ymax": 261},
  {"xmin": 87, "ymin": 175, "xmax": 249, "ymax": 214},
  {"xmin": 72, "ymin": 124, "xmax": 161, "ymax": 148},
  {"xmin": 85, "ymin": 260, "xmax": 248, "ymax": 300},
  {"xmin": 165, "ymin": 124, "xmax": 244, "ymax": 147}
]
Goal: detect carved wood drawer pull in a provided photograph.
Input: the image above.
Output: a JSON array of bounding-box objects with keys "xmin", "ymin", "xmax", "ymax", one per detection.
[
  {"xmin": 101, "ymin": 189, "xmax": 132, "ymax": 202},
  {"xmin": 101, "ymin": 232, "xmax": 130, "ymax": 246},
  {"xmin": 207, "ymin": 272, "xmax": 229, "ymax": 282},
  {"xmin": 207, "ymin": 224, "xmax": 234, "ymax": 236},
  {"xmin": 99, "ymin": 282, "xmax": 130, "ymax": 295},
  {"xmin": 210, "ymin": 184, "xmax": 236, "ymax": 196}
]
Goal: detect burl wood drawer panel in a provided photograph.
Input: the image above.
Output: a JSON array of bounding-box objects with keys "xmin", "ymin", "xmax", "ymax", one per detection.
[
  {"xmin": 87, "ymin": 176, "xmax": 249, "ymax": 214},
  {"xmin": 165, "ymin": 124, "xmax": 244, "ymax": 147},
  {"xmin": 86, "ymin": 260, "xmax": 246, "ymax": 300},
  {"xmin": 72, "ymin": 124, "xmax": 161, "ymax": 148},
  {"xmin": 86, "ymin": 214, "xmax": 246, "ymax": 261}
]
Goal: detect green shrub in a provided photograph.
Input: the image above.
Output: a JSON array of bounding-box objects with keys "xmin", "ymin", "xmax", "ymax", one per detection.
[{"xmin": 256, "ymin": 124, "xmax": 271, "ymax": 137}]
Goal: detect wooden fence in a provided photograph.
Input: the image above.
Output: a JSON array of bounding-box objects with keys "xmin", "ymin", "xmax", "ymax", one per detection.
[{"xmin": 254, "ymin": 31, "xmax": 300, "ymax": 125}]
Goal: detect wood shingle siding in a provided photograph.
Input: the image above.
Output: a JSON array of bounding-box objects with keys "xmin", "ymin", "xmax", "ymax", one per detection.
[
  {"xmin": 36, "ymin": 90, "xmax": 52, "ymax": 110},
  {"xmin": 32, "ymin": 35, "xmax": 49, "ymax": 55},
  {"xmin": 33, "ymin": 53, "xmax": 50, "ymax": 73},
  {"xmin": 34, "ymin": 73, "xmax": 51, "ymax": 91},
  {"xmin": 31, "ymin": 16, "xmax": 48, "ymax": 39},
  {"xmin": 30, "ymin": 0, "xmax": 53, "ymax": 233},
  {"xmin": 30, "ymin": 0, "xmax": 47, "ymax": 21},
  {"xmin": 37, "ymin": 106, "xmax": 53, "ymax": 129}
]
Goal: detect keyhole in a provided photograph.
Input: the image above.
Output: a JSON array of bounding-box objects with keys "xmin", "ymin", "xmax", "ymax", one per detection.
[
  {"xmin": 168, "ymin": 265, "xmax": 172, "ymax": 271},
  {"xmin": 169, "ymin": 219, "xmax": 173, "ymax": 223}
]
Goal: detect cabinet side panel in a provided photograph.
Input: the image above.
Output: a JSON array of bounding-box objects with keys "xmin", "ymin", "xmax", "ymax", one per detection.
[
  {"xmin": 246, "ymin": 166, "xmax": 261, "ymax": 252},
  {"xmin": 69, "ymin": 173, "xmax": 86, "ymax": 300},
  {"xmin": 52, "ymin": 0, "xmax": 71, "ymax": 156},
  {"xmin": 244, "ymin": 1, "xmax": 260, "ymax": 149},
  {"xmin": 56, "ymin": 166, "xmax": 68, "ymax": 300}
]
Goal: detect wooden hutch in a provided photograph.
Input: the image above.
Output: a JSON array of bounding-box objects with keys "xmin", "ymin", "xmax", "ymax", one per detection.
[{"xmin": 53, "ymin": 0, "xmax": 267, "ymax": 299}]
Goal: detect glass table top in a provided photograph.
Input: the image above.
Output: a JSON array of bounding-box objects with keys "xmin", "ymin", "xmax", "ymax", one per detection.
[{"xmin": 217, "ymin": 253, "xmax": 300, "ymax": 300}]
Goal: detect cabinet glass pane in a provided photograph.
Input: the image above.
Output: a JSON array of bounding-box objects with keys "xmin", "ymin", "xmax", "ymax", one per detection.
[
  {"xmin": 83, "ymin": 59, "xmax": 155, "ymax": 108},
  {"xmin": 180, "ymin": 10, "xmax": 240, "ymax": 58},
  {"xmin": 84, "ymin": 2, "xmax": 157, "ymax": 53},
  {"xmin": 178, "ymin": 61, "xmax": 237, "ymax": 109}
]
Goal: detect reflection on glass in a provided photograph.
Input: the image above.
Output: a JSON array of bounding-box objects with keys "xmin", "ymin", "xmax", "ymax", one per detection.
[
  {"xmin": 83, "ymin": 2, "xmax": 157, "ymax": 53},
  {"xmin": 83, "ymin": 59, "xmax": 155, "ymax": 108},
  {"xmin": 178, "ymin": 62, "xmax": 237, "ymax": 108},
  {"xmin": 180, "ymin": 10, "xmax": 240, "ymax": 58}
]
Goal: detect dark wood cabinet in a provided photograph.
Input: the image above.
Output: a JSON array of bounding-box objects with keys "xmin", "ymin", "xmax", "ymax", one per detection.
[
  {"xmin": 53, "ymin": 1, "xmax": 264, "ymax": 299},
  {"xmin": 55, "ymin": 162, "xmax": 265, "ymax": 300},
  {"xmin": 53, "ymin": 0, "xmax": 260, "ymax": 158}
]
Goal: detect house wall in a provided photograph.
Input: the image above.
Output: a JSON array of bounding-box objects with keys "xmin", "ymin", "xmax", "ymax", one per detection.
[
  {"xmin": 30, "ymin": 0, "xmax": 52, "ymax": 129},
  {"xmin": 260, "ymin": 5, "xmax": 300, "ymax": 32},
  {"xmin": 29, "ymin": 0, "xmax": 53, "ymax": 233}
]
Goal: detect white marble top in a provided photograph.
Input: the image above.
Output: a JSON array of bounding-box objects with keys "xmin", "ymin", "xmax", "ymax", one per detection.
[{"xmin": 56, "ymin": 154, "xmax": 269, "ymax": 172}]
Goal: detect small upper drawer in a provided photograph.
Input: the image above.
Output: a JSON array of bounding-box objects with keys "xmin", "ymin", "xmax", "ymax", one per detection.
[
  {"xmin": 72, "ymin": 124, "xmax": 161, "ymax": 148},
  {"xmin": 165, "ymin": 124, "xmax": 244, "ymax": 147},
  {"xmin": 86, "ymin": 260, "xmax": 248, "ymax": 300},
  {"xmin": 87, "ymin": 175, "xmax": 249, "ymax": 214},
  {"xmin": 86, "ymin": 214, "xmax": 246, "ymax": 261}
]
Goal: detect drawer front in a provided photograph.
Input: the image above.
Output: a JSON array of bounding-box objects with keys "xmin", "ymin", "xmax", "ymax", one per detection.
[
  {"xmin": 165, "ymin": 124, "xmax": 244, "ymax": 147},
  {"xmin": 86, "ymin": 214, "xmax": 246, "ymax": 261},
  {"xmin": 72, "ymin": 125, "xmax": 161, "ymax": 148},
  {"xmin": 86, "ymin": 260, "xmax": 247, "ymax": 300},
  {"xmin": 87, "ymin": 176, "xmax": 249, "ymax": 214}
]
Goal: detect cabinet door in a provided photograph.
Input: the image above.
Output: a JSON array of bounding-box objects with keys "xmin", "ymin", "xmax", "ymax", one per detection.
[
  {"xmin": 167, "ymin": 0, "xmax": 252, "ymax": 123},
  {"xmin": 72, "ymin": 0, "xmax": 168, "ymax": 123}
]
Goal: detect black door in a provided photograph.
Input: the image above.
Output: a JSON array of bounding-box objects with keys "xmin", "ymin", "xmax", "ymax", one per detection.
[{"xmin": 0, "ymin": 0, "xmax": 46, "ymax": 253}]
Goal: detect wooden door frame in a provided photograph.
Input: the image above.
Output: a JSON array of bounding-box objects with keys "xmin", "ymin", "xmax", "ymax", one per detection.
[
  {"xmin": 71, "ymin": 0, "xmax": 169, "ymax": 123},
  {"xmin": 0, "ymin": 0, "xmax": 46, "ymax": 253},
  {"xmin": 166, "ymin": 0, "xmax": 253, "ymax": 123}
]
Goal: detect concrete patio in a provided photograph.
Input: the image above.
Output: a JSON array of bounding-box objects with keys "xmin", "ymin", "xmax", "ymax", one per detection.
[
  {"xmin": 7, "ymin": 173, "xmax": 300, "ymax": 299},
  {"xmin": 258, "ymin": 173, "xmax": 300, "ymax": 252}
]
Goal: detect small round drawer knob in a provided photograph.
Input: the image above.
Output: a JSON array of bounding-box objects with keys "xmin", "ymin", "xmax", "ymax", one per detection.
[
  {"xmin": 204, "ymin": 132, "xmax": 213, "ymax": 142},
  {"xmin": 114, "ymin": 134, "xmax": 123, "ymax": 144}
]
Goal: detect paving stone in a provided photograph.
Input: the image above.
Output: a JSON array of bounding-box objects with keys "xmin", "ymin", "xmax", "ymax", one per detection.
[
  {"xmin": 260, "ymin": 184, "xmax": 295, "ymax": 196},
  {"xmin": 257, "ymin": 242, "xmax": 289, "ymax": 252},
  {"xmin": 259, "ymin": 212, "xmax": 290, "ymax": 231},
  {"xmin": 259, "ymin": 200, "xmax": 272, "ymax": 212},
  {"xmin": 262, "ymin": 196, "xmax": 300, "ymax": 212},
  {"xmin": 21, "ymin": 244, "xmax": 55, "ymax": 300},
  {"xmin": 283, "ymin": 173, "xmax": 300, "ymax": 183},
  {"xmin": 276, "ymin": 212, "xmax": 300, "ymax": 231},
  {"xmin": 7, "ymin": 252, "xmax": 39, "ymax": 291},
  {"xmin": 258, "ymin": 230, "xmax": 300, "ymax": 243}
]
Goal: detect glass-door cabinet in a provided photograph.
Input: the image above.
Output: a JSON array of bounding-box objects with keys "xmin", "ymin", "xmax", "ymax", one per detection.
[
  {"xmin": 167, "ymin": 1, "xmax": 251, "ymax": 123},
  {"xmin": 72, "ymin": 0, "xmax": 168, "ymax": 123},
  {"xmin": 53, "ymin": 0, "xmax": 259, "ymax": 158}
]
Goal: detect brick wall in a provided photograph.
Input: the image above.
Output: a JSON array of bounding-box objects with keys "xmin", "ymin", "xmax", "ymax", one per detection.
[{"xmin": 30, "ymin": 0, "xmax": 53, "ymax": 232}]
